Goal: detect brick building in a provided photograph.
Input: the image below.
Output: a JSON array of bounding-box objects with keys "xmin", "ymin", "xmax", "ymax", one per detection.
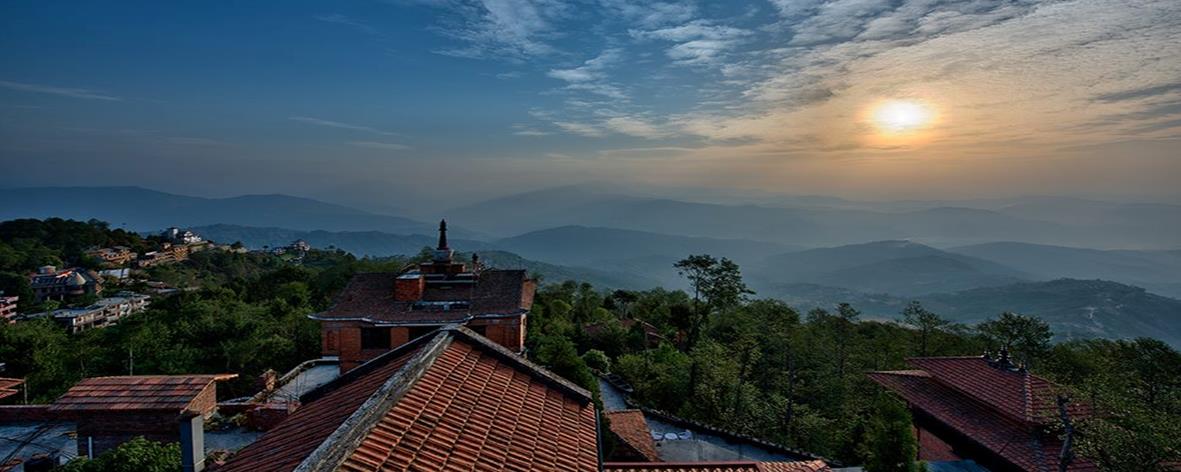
[
  {"xmin": 311, "ymin": 220, "xmax": 535, "ymax": 372},
  {"xmin": 47, "ymin": 374, "xmax": 234, "ymax": 459},
  {"xmin": 868, "ymin": 351, "xmax": 1094, "ymax": 471}
]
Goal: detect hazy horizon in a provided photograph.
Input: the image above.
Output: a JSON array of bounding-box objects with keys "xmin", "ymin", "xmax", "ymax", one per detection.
[{"xmin": 3, "ymin": 0, "xmax": 1180, "ymax": 209}]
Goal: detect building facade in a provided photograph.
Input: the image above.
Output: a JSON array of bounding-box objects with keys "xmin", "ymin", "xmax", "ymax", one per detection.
[
  {"xmin": 85, "ymin": 246, "xmax": 138, "ymax": 266},
  {"xmin": 0, "ymin": 293, "xmax": 18, "ymax": 323},
  {"xmin": 28, "ymin": 293, "xmax": 151, "ymax": 334},
  {"xmin": 311, "ymin": 220, "xmax": 535, "ymax": 372},
  {"xmin": 29, "ymin": 266, "xmax": 103, "ymax": 302}
]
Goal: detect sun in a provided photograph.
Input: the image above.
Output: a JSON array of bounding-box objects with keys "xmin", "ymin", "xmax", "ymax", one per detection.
[{"xmin": 871, "ymin": 99, "xmax": 935, "ymax": 134}]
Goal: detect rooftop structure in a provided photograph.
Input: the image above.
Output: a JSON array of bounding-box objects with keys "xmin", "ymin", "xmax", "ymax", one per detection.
[
  {"xmin": 602, "ymin": 461, "xmax": 830, "ymax": 472},
  {"xmin": 29, "ymin": 267, "xmax": 102, "ymax": 302},
  {"xmin": 868, "ymin": 352, "xmax": 1094, "ymax": 472},
  {"xmin": 312, "ymin": 220, "xmax": 535, "ymax": 372},
  {"xmin": 605, "ymin": 409, "xmax": 661, "ymax": 462},
  {"xmin": 0, "ymin": 293, "xmax": 17, "ymax": 323},
  {"xmin": 49, "ymin": 374, "xmax": 235, "ymax": 465},
  {"xmin": 85, "ymin": 246, "xmax": 137, "ymax": 266},
  {"xmin": 218, "ymin": 325, "xmax": 599, "ymax": 472}
]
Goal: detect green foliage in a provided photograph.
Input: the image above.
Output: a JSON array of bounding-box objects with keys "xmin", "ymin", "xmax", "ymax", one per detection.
[
  {"xmin": 861, "ymin": 395, "xmax": 919, "ymax": 472},
  {"xmin": 978, "ymin": 311, "xmax": 1052, "ymax": 365},
  {"xmin": 899, "ymin": 301, "xmax": 949, "ymax": 356},
  {"xmin": 581, "ymin": 349, "xmax": 610, "ymax": 372},
  {"xmin": 56, "ymin": 437, "xmax": 180, "ymax": 472}
]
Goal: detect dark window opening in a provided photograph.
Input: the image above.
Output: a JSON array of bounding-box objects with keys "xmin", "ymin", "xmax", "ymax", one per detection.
[
  {"xmin": 408, "ymin": 325, "xmax": 437, "ymax": 341},
  {"xmin": 360, "ymin": 327, "xmax": 391, "ymax": 350},
  {"xmin": 469, "ymin": 324, "xmax": 487, "ymax": 337}
]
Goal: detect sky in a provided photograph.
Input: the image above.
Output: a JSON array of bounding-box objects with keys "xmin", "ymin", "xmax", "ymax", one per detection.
[{"xmin": 1, "ymin": 0, "xmax": 1180, "ymax": 211}]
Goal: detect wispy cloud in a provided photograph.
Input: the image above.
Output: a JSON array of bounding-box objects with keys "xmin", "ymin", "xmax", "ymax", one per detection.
[
  {"xmin": 349, "ymin": 141, "xmax": 412, "ymax": 150},
  {"xmin": 0, "ymin": 80, "xmax": 122, "ymax": 101},
  {"xmin": 512, "ymin": 124, "xmax": 551, "ymax": 136},
  {"xmin": 630, "ymin": 20, "xmax": 751, "ymax": 66},
  {"xmin": 426, "ymin": 0, "xmax": 569, "ymax": 61},
  {"xmin": 289, "ymin": 116, "xmax": 398, "ymax": 136}
]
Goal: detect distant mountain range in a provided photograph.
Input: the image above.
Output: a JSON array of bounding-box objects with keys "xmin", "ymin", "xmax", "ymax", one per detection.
[
  {"xmin": 0, "ymin": 186, "xmax": 478, "ymax": 238},
  {"xmin": 764, "ymin": 279, "xmax": 1181, "ymax": 347},
  {"xmin": 3, "ymin": 185, "xmax": 1179, "ymax": 345},
  {"xmin": 949, "ymin": 242, "xmax": 1181, "ymax": 298},
  {"xmin": 447, "ymin": 186, "xmax": 1181, "ymax": 249},
  {"xmin": 189, "ymin": 224, "xmax": 490, "ymax": 258}
]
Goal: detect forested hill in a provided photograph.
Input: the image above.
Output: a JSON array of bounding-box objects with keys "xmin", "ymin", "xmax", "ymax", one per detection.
[{"xmin": 764, "ymin": 278, "xmax": 1181, "ymax": 347}]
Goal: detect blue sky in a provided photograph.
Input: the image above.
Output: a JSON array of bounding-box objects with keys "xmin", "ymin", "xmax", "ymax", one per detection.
[{"xmin": 2, "ymin": 0, "xmax": 1180, "ymax": 209}]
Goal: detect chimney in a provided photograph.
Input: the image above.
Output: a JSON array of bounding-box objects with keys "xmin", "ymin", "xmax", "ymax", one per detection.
[{"xmin": 180, "ymin": 411, "xmax": 205, "ymax": 472}]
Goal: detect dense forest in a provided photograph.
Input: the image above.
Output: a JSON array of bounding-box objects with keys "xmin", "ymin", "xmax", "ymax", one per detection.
[{"xmin": 1, "ymin": 219, "xmax": 1178, "ymax": 470}]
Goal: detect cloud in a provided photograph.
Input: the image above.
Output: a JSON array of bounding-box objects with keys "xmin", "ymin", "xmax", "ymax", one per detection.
[
  {"xmin": 289, "ymin": 116, "xmax": 398, "ymax": 136},
  {"xmin": 603, "ymin": 116, "xmax": 671, "ymax": 139},
  {"xmin": 0, "ymin": 80, "xmax": 122, "ymax": 101},
  {"xmin": 512, "ymin": 124, "xmax": 552, "ymax": 136},
  {"xmin": 630, "ymin": 20, "xmax": 751, "ymax": 66},
  {"xmin": 426, "ymin": 0, "xmax": 569, "ymax": 60},
  {"xmin": 552, "ymin": 121, "xmax": 605, "ymax": 137},
  {"xmin": 598, "ymin": 0, "xmax": 697, "ymax": 28},
  {"xmin": 547, "ymin": 49, "xmax": 629, "ymax": 99},
  {"xmin": 349, "ymin": 141, "xmax": 412, "ymax": 150}
]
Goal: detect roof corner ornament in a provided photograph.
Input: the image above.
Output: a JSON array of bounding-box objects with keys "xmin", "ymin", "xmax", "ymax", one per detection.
[{"xmin": 437, "ymin": 219, "xmax": 449, "ymax": 250}]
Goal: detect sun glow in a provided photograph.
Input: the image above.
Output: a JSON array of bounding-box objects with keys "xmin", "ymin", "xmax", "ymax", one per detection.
[{"xmin": 871, "ymin": 100, "xmax": 935, "ymax": 134}]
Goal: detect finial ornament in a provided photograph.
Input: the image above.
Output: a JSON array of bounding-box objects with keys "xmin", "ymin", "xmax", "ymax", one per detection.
[{"xmin": 437, "ymin": 219, "xmax": 449, "ymax": 250}]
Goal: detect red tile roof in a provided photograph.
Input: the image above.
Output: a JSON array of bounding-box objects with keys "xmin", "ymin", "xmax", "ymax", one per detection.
[
  {"xmin": 314, "ymin": 271, "xmax": 533, "ymax": 324},
  {"xmin": 603, "ymin": 460, "xmax": 830, "ymax": 472},
  {"xmin": 905, "ymin": 357, "xmax": 1088, "ymax": 423},
  {"xmin": 47, "ymin": 375, "xmax": 231, "ymax": 412},
  {"xmin": 217, "ymin": 347, "xmax": 425, "ymax": 472},
  {"xmin": 605, "ymin": 409, "xmax": 660, "ymax": 462},
  {"xmin": 869, "ymin": 359, "xmax": 1096, "ymax": 472},
  {"xmin": 219, "ymin": 326, "xmax": 598, "ymax": 472},
  {"xmin": 0, "ymin": 378, "xmax": 23, "ymax": 401}
]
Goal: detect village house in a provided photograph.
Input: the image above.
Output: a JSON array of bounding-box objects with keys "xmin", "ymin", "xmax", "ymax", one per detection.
[
  {"xmin": 311, "ymin": 220, "xmax": 535, "ymax": 373},
  {"xmin": 28, "ymin": 293, "xmax": 151, "ymax": 334},
  {"xmin": 28, "ymin": 266, "xmax": 102, "ymax": 302},
  {"xmin": 868, "ymin": 350, "xmax": 1093, "ymax": 471},
  {"xmin": 84, "ymin": 246, "xmax": 137, "ymax": 266},
  {"xmin": 0, "ymin": 292, "xmax": 17, "ymax": 323}
]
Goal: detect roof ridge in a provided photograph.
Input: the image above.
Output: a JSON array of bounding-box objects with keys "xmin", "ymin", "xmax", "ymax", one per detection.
[
  {"xmin": 293, "ymin": 330, "xmax": 454, "ymax": 472},
  {"xmin": 449, "ymin": 325, "xmax": 593, "ymax": 401},
  {"xmin": 300, "ymin": 325, "xmax": 448, "ymax": 403}
]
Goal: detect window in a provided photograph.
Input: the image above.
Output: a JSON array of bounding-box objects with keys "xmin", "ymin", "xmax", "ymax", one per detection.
[
  {"xmin": 468, "ymin": 324, "xmax": 487, "ymax": 337},
  {"xmin": 408, "ymin": 325, "xmax": 438, "ymax": 341},
  {"xmin": 360, "ymin": 327, "xmax": 391, "ymax": 350}
]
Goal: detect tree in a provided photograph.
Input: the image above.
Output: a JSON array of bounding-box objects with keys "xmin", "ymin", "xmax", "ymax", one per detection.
[
  {"xmin": 978, "ymin": 312, "xmax": 1052, "ymax": 366},
  {"xmin": 899, "ymin": 301, "xmax": 949, "ymax": 356},
  {"xmin": 56, "ymin": 437, "xmax": 180, "ymax": 472},
  {"xmin": 674, "ymin": 254, "xmax": 752, "ymax": 348},
  {"xmin": 861, "ymin": 395, "xmax": 920, "ymax": 472}
]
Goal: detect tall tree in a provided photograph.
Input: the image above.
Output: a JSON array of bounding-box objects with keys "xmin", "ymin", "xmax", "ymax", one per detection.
[
  {"xmin": 861, "ymin": 395, "xmax": 920, "ymax": 472},
  {"xmin": 899, "ymin": 301, "xmax": 949, "ymax": 356},
  {"xmin": 673, "ymin": 254, "xmax": 752, "ymax": 348},
  {"xmin": 978, "ymin": 312, "xmax": 1052, "ymax": 366}
]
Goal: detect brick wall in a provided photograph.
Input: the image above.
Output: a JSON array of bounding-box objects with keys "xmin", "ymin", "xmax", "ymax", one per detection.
[
  {"xmin": 915, "ymin": 423, "xmax": 961, "ymax": 461},
  {"xmin": 394, "ymin": 277, "xmax": 424, "ymax": 301}
]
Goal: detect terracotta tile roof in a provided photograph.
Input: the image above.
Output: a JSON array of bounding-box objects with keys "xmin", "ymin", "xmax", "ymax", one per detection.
[
  {"xmin": 0, "ymin": 378, "xmax": 23, "ymax": 401},
  {"xmin": 904, "ymin": 357, "xmax": 1089, "ymax": 423},
  {"xmin": 47, "ymin": 375, "xmax": 229, "ymax": 412},
  {"xmin": 605, "ymin": 409, "xmax": 660, "ymax": 461},
  {"xmin": 868, "ymin": 370, "xmax": 1096, "ymax": 472},
  {"xmin": 603, "ymin": 460, "xmax": 830, "ymax": 472},
  {"xmin": 315, "ymin": 271, "xmax": 533, "ymax": 324},
  {"xmin": 219, "ymin": 326, "xmax": 598, "ymax": 472},
  {"xmin": 217, "ymin": 344, "xmax": 427, "ymax": 472}
]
